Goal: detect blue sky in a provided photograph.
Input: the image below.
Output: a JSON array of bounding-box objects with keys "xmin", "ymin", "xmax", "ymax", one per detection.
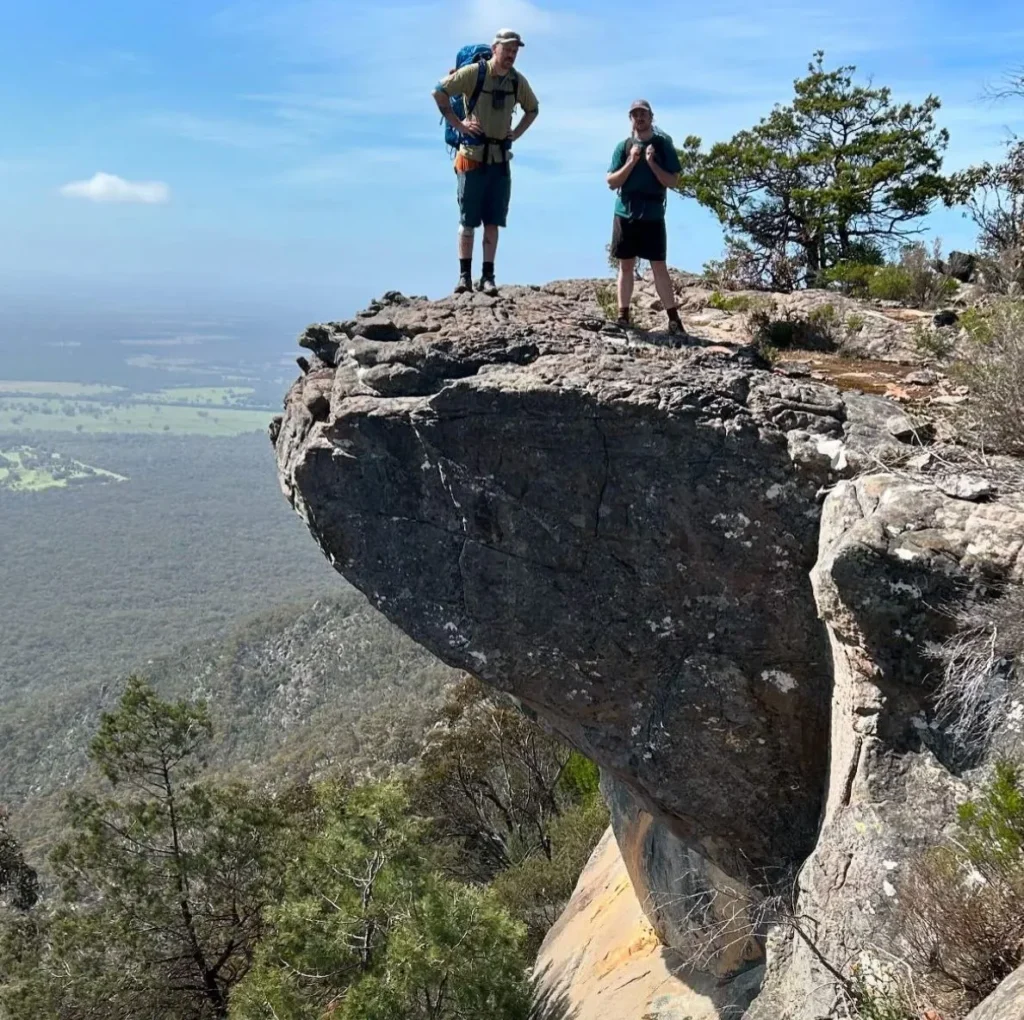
[{"xmin": 2, "ymin": 0, "xmax": 1023, "ymax": 324}]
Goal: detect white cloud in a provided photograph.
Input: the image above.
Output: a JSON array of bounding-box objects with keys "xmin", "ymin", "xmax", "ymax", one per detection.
[
  {"xmin": 60, "ymin": 172, "xmax": 170, "ymax": 204},
  {"xmin": 465, "ymin": 0, "xmax": 563, "ymax": 37}
]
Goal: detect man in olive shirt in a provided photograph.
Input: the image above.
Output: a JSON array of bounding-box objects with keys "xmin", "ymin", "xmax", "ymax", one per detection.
[
  {"xmin": 606, "ymin": 99, "xmax": 686, "ymax": 335},
  {"xmin": 433, "ymin": 29, "xmax": 540, "ymax": 295}
]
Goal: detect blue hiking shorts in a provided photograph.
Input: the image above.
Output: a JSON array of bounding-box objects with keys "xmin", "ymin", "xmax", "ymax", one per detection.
[{"xmin": 457, "ymin": 163, "xmax": 512, "ymax": 228}]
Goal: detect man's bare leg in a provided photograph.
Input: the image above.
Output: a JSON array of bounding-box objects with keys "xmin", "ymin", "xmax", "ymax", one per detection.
[
  {"xmin": 455, "ymin": 227, "xmax": 474, "ymax": 293},
  {"xmin": 617, "ymin": 258, "xmax": 636, "ymax": 321},
  {"xmin": 651, "ymin": 261, "xmax": 685, "ymax": 334},
  {"xmin": 482, "ymin": 224, "xmax": 499, "ymax": 263}
]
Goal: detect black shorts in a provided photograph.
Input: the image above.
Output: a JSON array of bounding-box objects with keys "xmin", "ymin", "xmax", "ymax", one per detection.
[{"xmin": 610, "ymin": 214, "xmax": 667, "ymax": 262}]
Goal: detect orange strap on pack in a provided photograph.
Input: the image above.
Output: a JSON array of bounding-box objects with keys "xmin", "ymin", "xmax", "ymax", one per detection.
[{"xmin": 454, "ymin": 152, "xmax": 482, "ymax": 173}]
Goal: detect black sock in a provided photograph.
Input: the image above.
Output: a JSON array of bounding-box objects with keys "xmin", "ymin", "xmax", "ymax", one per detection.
[
  {"xmin": 667, "ymin": 306, "xmax": 682, "ymax": 324},
  {"xmin": 460, "ymin": 258, "xmax": 472, "ymax": 276},
  {"xmin": 618, "ymin": 307, "xmax": 630, "ymax": 321},
  {"xmin": 482, "ymin": 261, "xmax": 494, "ymax": 279}
]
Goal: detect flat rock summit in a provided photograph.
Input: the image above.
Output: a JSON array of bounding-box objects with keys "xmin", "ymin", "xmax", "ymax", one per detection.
[{"xmin": 273, "ymin": 276, "xmax": 1024, "ymax": 1018}]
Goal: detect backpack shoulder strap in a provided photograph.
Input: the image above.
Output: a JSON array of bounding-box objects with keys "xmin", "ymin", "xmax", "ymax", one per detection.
[
  {"xmin": 467, "ymin": 60, "xmax": 488, "ymax": 116},
  {"xmin": 512, "ymin": 70, "xmax": 520, "ymax": 105}
]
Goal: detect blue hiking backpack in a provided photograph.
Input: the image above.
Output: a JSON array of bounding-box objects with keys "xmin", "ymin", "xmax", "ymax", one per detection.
[{"xmin": 441, "ymin": 43, "xmax": 519, "ymax": 154}]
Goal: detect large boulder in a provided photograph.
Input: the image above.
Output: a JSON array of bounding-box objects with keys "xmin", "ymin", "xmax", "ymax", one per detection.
[
  {"xmin": 274, "ymin": 285, "xmax": 863, "ymax": 890},
  {"xmin": 274, "ymin": 283, "xmax": 1024, "ymax": 1017}
]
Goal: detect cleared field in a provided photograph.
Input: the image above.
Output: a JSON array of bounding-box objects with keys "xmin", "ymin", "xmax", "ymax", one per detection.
[
  {"xmin": 135, "ymin": 386, "xmax": 262, "ymax": 407},
  {"xmin": 0, "ymin": 446, "xmax": 127, "ymax": 493},
  {"xmin": 0, "ymin": 397, "xmax": 270, "ymax": 436},
  {"xmin": 0, "ymin": 380, "xmax": 126, "ymax": 397}
]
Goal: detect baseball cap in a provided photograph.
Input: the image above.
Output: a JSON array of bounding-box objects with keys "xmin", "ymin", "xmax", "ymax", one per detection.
[
  {"xmin": 629, "ymin": 99, "xmax": 653, "ymax": 114},
  {"xmin": 493, "ymin": 28, "xmax": 525, "ymax": 47}
]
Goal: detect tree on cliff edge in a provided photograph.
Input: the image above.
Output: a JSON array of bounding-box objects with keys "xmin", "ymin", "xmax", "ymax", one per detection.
[{"xmin": 676, "ymin": 53, "xmax": 950, "ymax": 289}]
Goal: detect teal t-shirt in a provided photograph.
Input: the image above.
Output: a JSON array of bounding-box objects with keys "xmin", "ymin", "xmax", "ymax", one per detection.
[{"xmin": 608, "ymin": 131, "xmax": 682, "ymax": 221}]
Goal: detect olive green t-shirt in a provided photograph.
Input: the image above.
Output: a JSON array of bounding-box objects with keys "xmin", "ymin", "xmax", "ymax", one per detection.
[{"xmin": 438, "ymin": 60, "xmax": 539, "ymax": 164}]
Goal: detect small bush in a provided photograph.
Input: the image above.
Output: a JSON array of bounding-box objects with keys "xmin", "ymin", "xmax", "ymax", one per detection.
[
  {"xmin": 869, "ymin": 265, "xmax": 914, "ymax": 302},
  {"xmin": 911, "ymin": 322, "xmax": 957, "ymax": 361},
  {"xmin": 594, "ymin": 283, "xmax": 618, "ymax": 320},
  {"xmin": 845, "ymin": 312, "xmax": 866, "ymax": 334},
  {"xmin": 959, "ymin": 306, "xmax": 994, "ymax": 344},
  {"xmin": 747, "ymin": 301, "xmax": 840, "ymax": 355},
  {"xmin": 949, "ymin": 300, "xmax": 1024, "ymax": 453},
  {"xmin": 708, "ymin": 291, "xmax": 752, "ymax": 312},
  {"xmin": 903, "ymin": 760, "xmax": 1024, "ymax": 1009},
  {"xmin": 932, "ymin": 584, "xmax": 1024, "ymax": 754},
  {"xmin": 703, "ymin": 239, "xmax": 802, "ymax": 292},
  {"xmin": 822, "ymin": 261, "xmax": 880, "ymax": 297}
]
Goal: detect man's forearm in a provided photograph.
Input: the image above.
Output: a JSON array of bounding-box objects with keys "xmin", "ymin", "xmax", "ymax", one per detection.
[
  {"xmin": 433, "ymin": 90, "xmax": 463, "ymax": 131},
  {"xmin": 511, "ymin": 110, "xmax": 538, "ymax": 141},
  {"xmin": 606, "ymin": 163, "xmax": 635, "ymax": 189},
  {"xmin": 652, "ymin": 164, "xmax": 680, "ymax": 188}
]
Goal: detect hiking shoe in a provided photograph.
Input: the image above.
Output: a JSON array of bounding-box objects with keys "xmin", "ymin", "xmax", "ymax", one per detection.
[
  {"xmin": 667, "ymin": 319, "xmax": 688, "ymax": 338},
  {"xmin": 454, "ymin": 273, "xmax": 473, "ymax": 294},
  {"xmin": 477, "ymin": 276, "xmax": 499, "ymax": 297},
  {"xmin": 614, "ymin": 316, "xmax": 631, "ymax": 330}
]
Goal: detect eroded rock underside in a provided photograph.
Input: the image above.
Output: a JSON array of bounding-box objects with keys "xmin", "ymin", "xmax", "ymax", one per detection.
[{"xmin": 273, "ymin": 281, "xmax": 1024, "ymax": 1018}]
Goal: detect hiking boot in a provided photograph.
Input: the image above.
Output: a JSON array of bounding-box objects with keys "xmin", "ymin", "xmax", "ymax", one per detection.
[
  {"xmin": 477, "ymin": 275, "xmax": 499, "ymax": 297},
  {"xmin": 454, "ymin": 273, "xmax": 473, "ymax": 294},
  {"xmin": 614, "ymin": 316, "xmax": 631, "ymax": 330},
  {"xmin": 667, "ymin": 319, "xmax": 688, "ymax": 339}
]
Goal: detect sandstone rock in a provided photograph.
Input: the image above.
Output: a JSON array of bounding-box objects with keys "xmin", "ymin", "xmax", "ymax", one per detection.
[
  {"xmin": 936, "ymin": 473, "xmax": 995, "ymax": 501},
  {"xmin": 275, "ymin": 284, "xmax": 886, "ymax": 890},
  {"xmin": 886, "ymin": 413, "xmax": 936, "ymax": 444},
  {"xmin": 905, "ymin": 369, "xmax": 940, "ymax": 386},
  {"xmin": 534, "ymin": 828, "xmax": 762, "ymax": 1020},
  {"xmin": 966, "ymin": 964, "xmax": 1024, "ymax": 1019}
]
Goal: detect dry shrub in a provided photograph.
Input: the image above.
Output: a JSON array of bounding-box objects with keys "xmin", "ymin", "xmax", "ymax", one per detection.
[
  {"xmin": 932, "ymin": 585, "xmax": 1024, "ymax": 755},
  {"xmin": 902, "ymin": 761, "xmax": 1024, "ymax": 1011},
  {"xmin": 950, "ymin": 300, "xmax": 1024, "ymax": 454}
]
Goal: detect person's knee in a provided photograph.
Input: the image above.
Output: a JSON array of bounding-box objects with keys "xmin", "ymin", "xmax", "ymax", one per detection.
[
  {"xmin": 618, "ymin": 258, "xmax": 636, "ymax": 273},
  {"xmin": 459, "ymin": 225, "xmax": 475, "ymax": 239}
]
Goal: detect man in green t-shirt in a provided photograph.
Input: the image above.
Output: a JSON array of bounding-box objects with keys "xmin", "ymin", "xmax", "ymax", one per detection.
[
  {"xmin": 606, "ymin": 99, "xmax": 686, "ymax": 336},
  {"xmin": 433, "ymin": 29, "xmax": 540, "ymax": 296}
]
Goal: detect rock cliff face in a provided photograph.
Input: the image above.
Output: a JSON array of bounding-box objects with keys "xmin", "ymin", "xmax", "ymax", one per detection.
[{"xmin": 273, "ymin": 278, "xmax": 1024, "ymax": 1017}]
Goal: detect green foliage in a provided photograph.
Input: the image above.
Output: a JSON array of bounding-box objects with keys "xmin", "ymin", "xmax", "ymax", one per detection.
[
  {"xmin": 677, "ymin": 52, "xmax": 950, "ymax": 287},
  {"xmin": 902, "ymin": 758, "xmax": 1024, "ymax": 1011},
  {"xmin": 594, "ymin": 282, "xmax": 618, "ymax": 320},
  {"xmin": 958, "ymin": 760, "xmax": 1024, "ymax": 864},
  {"xmin": 414, "ymin": 677, "xmax": 582, "ymax": 882},
  {"xmin": 949, "ymin": 299, "xmax": 1024, "ymax": 453},
  {"xmin": 850, "ymin": 981, "xmax": 918, "ymax": 1020},
  {"xmin": 959, "ymin": 306, "xmax": 994, "ymax": 343},
  {"xmin": 558, "ymin": 751, "xmax": 601, "ymax": 804},
  {"xmin": 0, "ymin": 811, "xmax": 37, "ymax": 911},
  {"xmin": 1, "ymin": 680, "xmax": 291, "ymax": 1020},
  {"xmin": 708, "ymin": 291, "xmax": 752, "ymax": 312},
  {"xmin": 868, "ymin": 265, "xmax": 913, "ymax": 302},
  {"xmin": 491, "ymin": 798, "xmax": 609, "ymax": 952},
  {"xmin": 947, "ymin": 138, "xmax": 1024, "ymax": 293},
  {"xmin": 231, "ymin": 781, "xmax": 534, "ymax": 1020},
  {"xmin": 844, "ymin": 312, "xmax": 866, "ymax": 334},
  {"xmin": 911, "ymin": 322, "xmax": 956, "ymax": 361},
  {"xmin": 821, "ymin": 261, "xmax": 880, "ymax": 297}
]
